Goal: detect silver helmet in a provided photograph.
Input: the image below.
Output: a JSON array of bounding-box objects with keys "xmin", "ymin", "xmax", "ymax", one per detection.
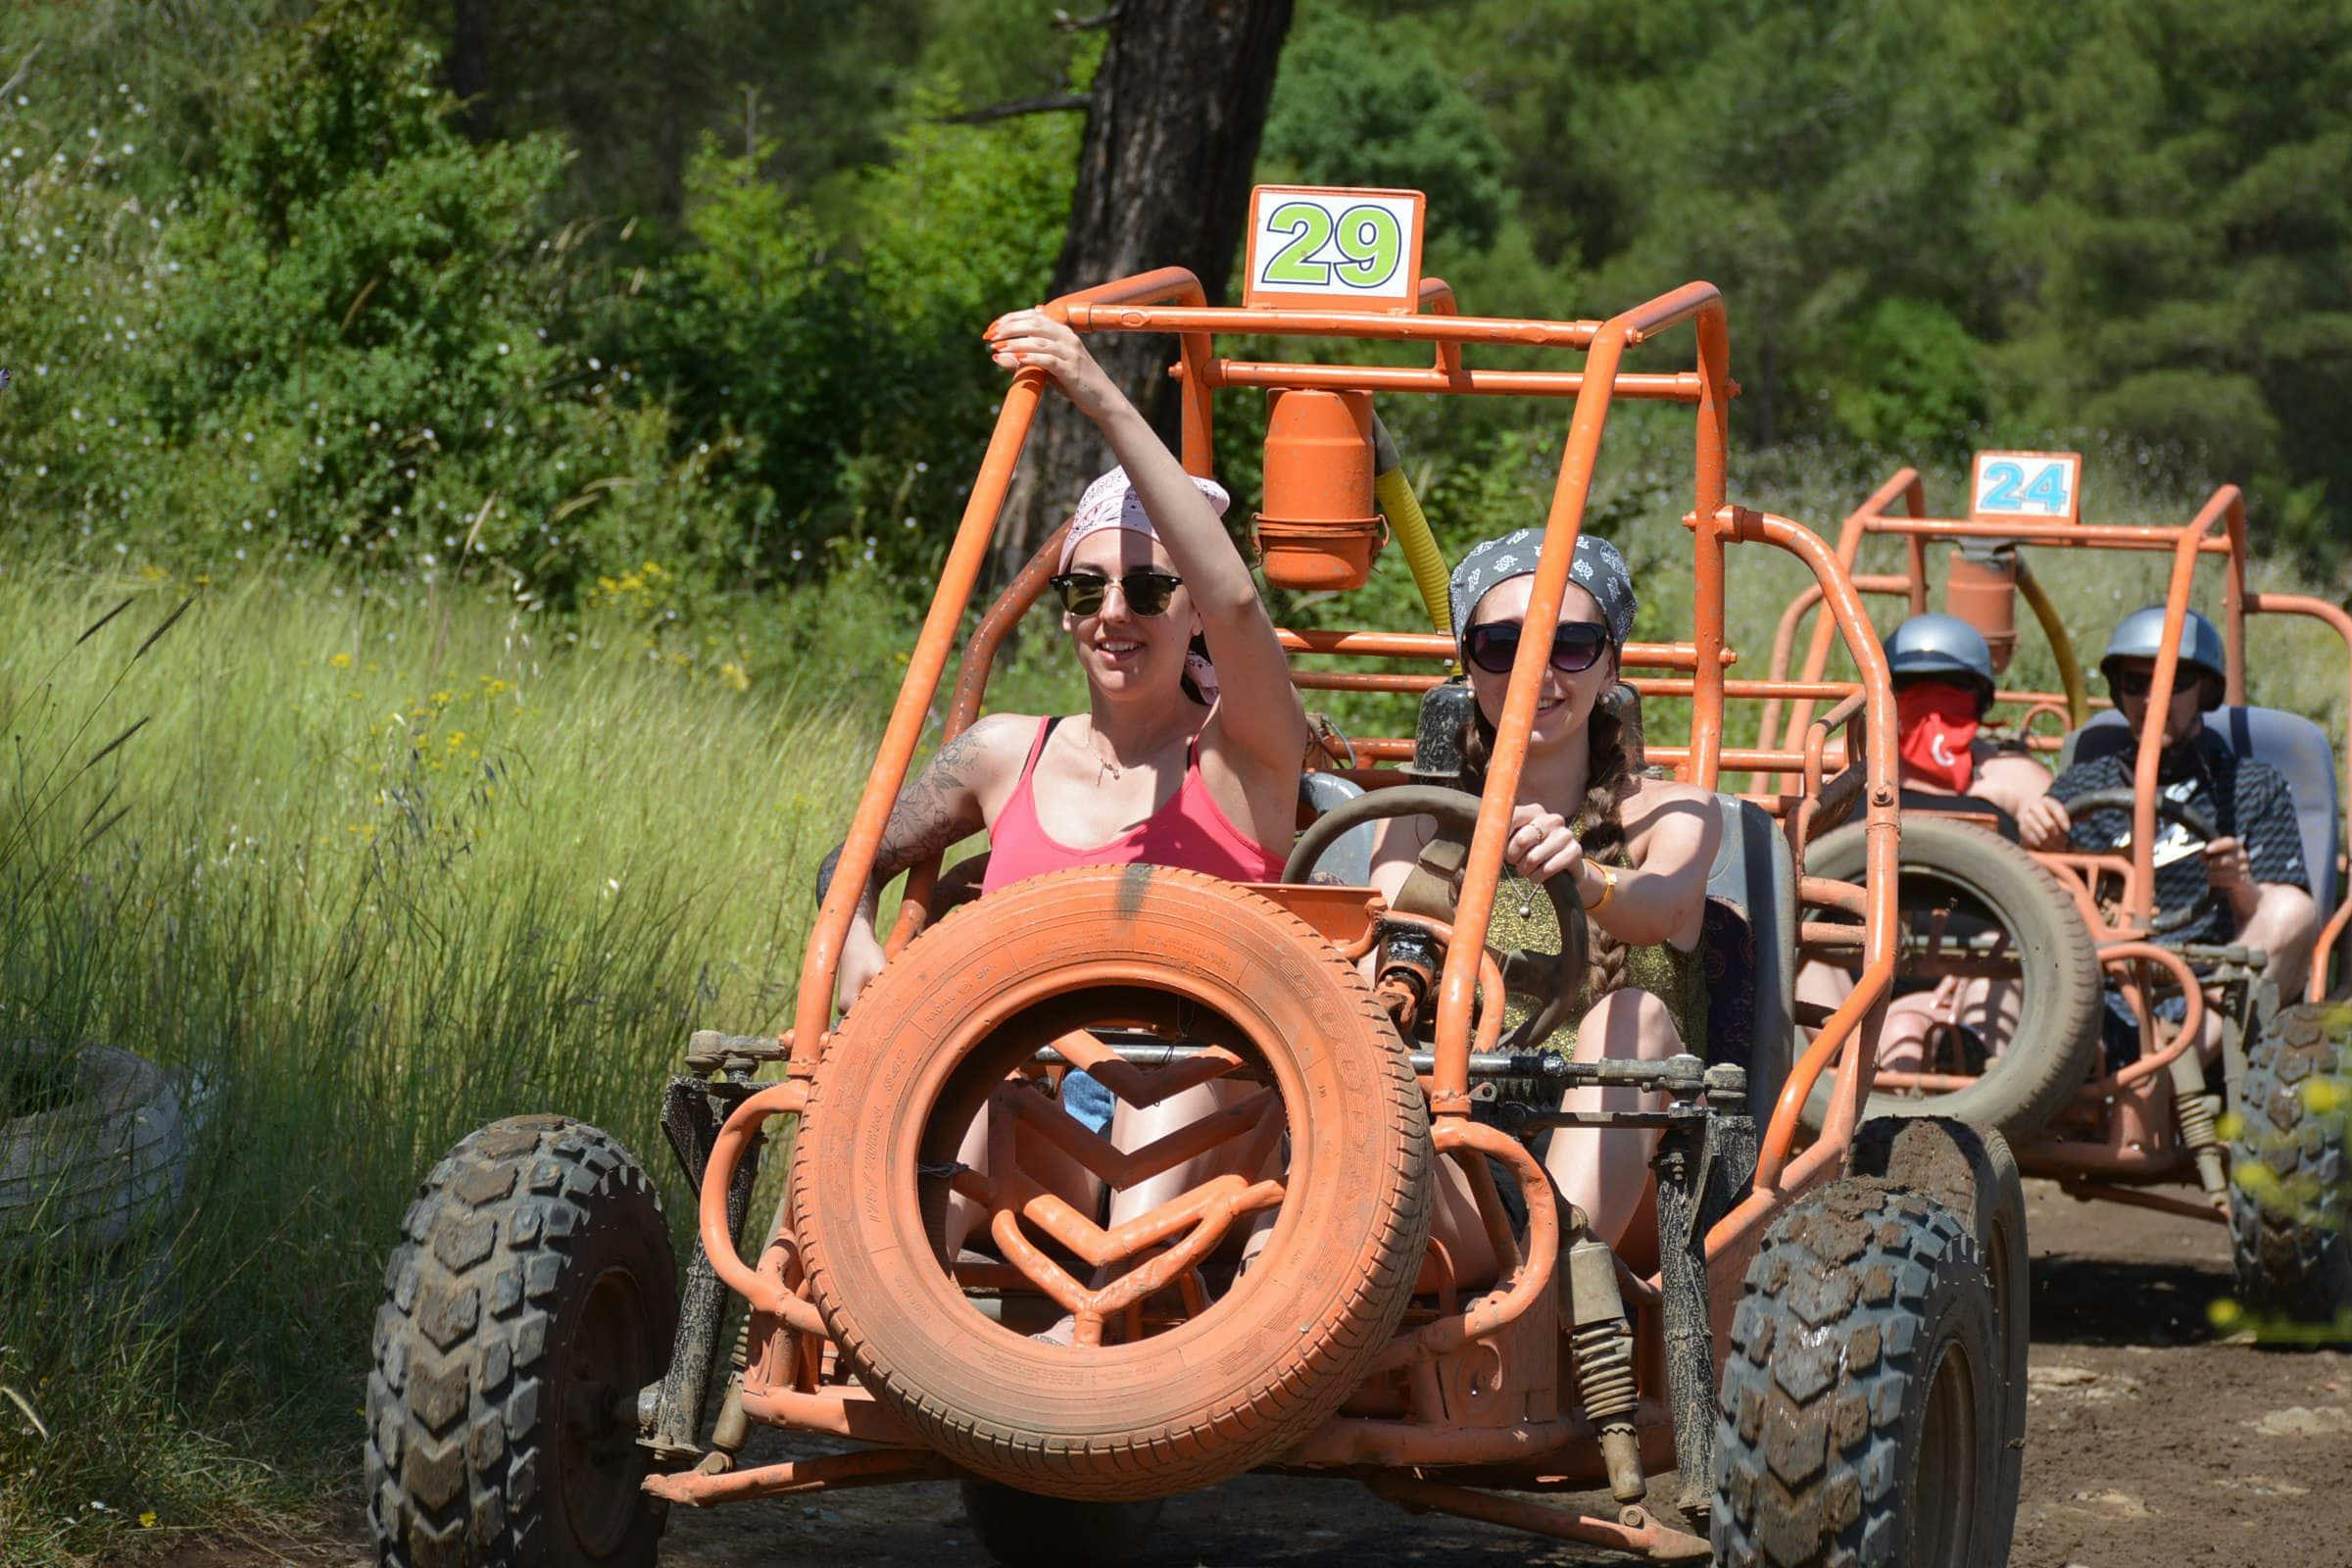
[
  {"xmin": 1886, "ymin": 613, "xmax": 1996, "ymax": 699},
  {"xmin": 2099, "ymin": 605, "xmax": 2227, "ymax": 697}
]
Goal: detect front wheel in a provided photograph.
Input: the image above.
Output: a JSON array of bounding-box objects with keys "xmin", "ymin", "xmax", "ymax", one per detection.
[
  {"xmin": 368, "ymin": 1115, "xmax": 679, "ymax": 1568},
  {"xmin": 958, "ymin": 1481, "xmax": 1166, "ymax": 1568},
  {"xmin": 2229, "ymin": 1001, "xmax": 2352, "ymax": 1327},
  {"xmin": 1713, "ymin": 1178, "xmax": 2011, "ymax": 1568}
]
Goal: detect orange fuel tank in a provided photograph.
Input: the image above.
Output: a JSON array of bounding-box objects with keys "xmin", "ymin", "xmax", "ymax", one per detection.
[
  {"xmin": 1254, "ymin": 388, "xmax": 1386, "ymax": 591},
  {"xmin": 1943, "ymin": 546, "xmax": 2019, "ymax": 675}
]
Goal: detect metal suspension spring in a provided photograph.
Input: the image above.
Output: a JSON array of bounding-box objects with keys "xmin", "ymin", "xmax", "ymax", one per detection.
[
  {"xmin": 2177, "ymin": 1086, "xmax": 2219, "ymax": 1152},
  {"xmin": 1572, "ymin": 1318, "xmax": 1638, "ymax": 1425}
]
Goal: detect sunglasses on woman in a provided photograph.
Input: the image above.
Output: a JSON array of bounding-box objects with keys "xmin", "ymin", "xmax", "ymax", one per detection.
[
  {"xmin": 1050, "ymin": 568, "xmax": 1184, "ymax": 617},
  {"xmin": 1463, "ymin": 618, "xmax": 1609, "ymax": 676}
]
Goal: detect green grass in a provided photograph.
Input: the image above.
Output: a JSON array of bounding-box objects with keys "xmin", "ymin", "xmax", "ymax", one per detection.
[{"xmin": 0, "ymin": 562, "xmax": 878, "ymax": 1563}]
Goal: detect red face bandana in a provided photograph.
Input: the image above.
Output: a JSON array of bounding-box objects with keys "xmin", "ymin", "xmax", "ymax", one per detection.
[{"xmin": 1897, "ymin": 680, "xmax": 1982, "ymax": 794}]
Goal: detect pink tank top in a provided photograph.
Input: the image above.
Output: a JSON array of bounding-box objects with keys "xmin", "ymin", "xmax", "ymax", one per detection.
[{"xmin": 980, "ymin": 717, "xmax": 1286, "ymax": 894}]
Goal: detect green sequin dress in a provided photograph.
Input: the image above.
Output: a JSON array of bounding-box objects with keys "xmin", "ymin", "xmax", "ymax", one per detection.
[{"xmin": 1485, "ymin": 868, "xmax": 1708, "ymax": 1057}]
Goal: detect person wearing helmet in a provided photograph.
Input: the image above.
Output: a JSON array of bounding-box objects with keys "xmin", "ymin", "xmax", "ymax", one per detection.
[
  {"xmin": 2021, "ymin": 605, "xmax": 2317, "ymax": 1062},
  {"xmin": 1884, "ymin": 612, "xmax": 2052, "ymax": 823},
  {"xmin": 1801, "ymin": 615, "xmax": 2055, "ymax": 1072}
]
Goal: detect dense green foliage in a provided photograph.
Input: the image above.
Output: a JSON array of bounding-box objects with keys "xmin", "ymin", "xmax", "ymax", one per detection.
[{"xmin": 10, "ymin": 0, "xmax": 2352, "ymax": 598}]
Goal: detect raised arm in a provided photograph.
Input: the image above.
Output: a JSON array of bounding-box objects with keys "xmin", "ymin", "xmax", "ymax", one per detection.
[{"xmin": 984, "ymin": 309, "xmax": 1309, "ymax": 769}]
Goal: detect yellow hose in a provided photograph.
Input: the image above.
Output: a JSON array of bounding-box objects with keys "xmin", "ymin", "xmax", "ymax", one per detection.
[
  {"xmin": 2015, "ymin": 555, "xmax": 2089, "ymax": 728},
  {"xmin": 1371, "ymin": 414, "xmax": 1451, "ymax": 638}
]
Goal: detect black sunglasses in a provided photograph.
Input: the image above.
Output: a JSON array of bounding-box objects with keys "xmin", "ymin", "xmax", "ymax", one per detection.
[
  {"xmin": 1463, "ymin": 618, "xmax": 1609, "ymax": 677},
  {"xmin": 1050, "ymin": 569, "xmax": 1184, "ymax": 617},
  {"xmin": 2108, "ymin": 668, "xmax": 2206, "ymax": 702}
]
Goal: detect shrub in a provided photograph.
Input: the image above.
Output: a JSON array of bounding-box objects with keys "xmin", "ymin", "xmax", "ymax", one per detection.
[{"xmin": 0, "ymin": 0, "xmax": 748, "ymax": 611}]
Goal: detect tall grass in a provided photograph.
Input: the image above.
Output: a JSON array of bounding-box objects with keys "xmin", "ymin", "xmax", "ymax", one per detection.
[{"xmin": 0, "ymin": 564, "xmax": 875, "ymax": 1563}]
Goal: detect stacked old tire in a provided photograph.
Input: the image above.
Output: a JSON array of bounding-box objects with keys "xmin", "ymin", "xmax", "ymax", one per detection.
[{"xmin": 0, "ymin": 1041, "xmax": 186, "ymax": 1261}]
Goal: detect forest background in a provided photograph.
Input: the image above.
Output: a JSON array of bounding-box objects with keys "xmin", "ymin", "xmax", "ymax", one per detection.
[{"xmin": 1, "ymin": 0, "xmax": 2348, "ymax": 1561}]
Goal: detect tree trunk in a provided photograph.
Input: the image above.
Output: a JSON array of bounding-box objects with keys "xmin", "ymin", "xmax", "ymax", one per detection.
[
  {"xmin": 990, "ymin": 0, "xmax": 1296, "ymax": 581},
  {"xmin": 446, "ymin": 0, "xmax": 497, "ymax": 140}
]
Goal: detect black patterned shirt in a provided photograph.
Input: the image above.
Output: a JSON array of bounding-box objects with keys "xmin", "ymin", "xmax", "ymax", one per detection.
[{"xmin": 2048, "ymin": 726, "xmax": 2309, "ymax": 948}]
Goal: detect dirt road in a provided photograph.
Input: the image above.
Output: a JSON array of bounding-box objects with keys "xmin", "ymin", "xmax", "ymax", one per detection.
[
  {"xmin": 165, "ymin": 1179, "xmax": 2352, "ymax": 1567},
  {"xmin": 658, "ymin": 1180, "xmax": 2352, "ymax": 1567}
]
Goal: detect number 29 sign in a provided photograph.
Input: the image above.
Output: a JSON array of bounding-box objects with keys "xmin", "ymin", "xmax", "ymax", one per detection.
[
  {"xmin": 1970, "ymin": 450, "xmax": 2083, "ymax": 524},
  {"xmin": 1243, "ymin": 186, "xmax": 1426, "ymax": 313}
]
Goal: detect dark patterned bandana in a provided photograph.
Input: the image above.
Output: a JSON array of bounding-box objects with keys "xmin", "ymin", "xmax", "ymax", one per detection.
[{"xmin": 1447, "ymin": 528, "xmax": 1637, "ymax": 650}]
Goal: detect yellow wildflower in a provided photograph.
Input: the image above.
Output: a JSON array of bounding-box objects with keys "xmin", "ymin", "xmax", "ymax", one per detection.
[
  {"xmin": 328, "ymin": 652, "xmax": 353, "ymax": 669},
  {"xmin": 719, "ymin": 662, "xmax": 750, "ymax": 693}
]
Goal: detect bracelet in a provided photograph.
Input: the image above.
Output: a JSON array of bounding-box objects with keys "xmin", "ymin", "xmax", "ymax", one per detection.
[{"xmin": 1585, "ymin": 864, "xmax": 1619, "ymax": 920}]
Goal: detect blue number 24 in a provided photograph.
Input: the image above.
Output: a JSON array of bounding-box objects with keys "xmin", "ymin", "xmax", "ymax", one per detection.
[{"xmin": 1982, "ymin": 461, "xmax": 2070, "ymax": 514}]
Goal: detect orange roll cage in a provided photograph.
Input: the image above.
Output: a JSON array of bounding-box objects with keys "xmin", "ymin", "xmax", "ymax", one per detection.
[
  {"xmin": 788, "ymin": 268, "xmax": 1905, "ymax": 1203},
  {"xmin": 1752, "ymin": 469, "xmax": 2352, "ymax": 998}
]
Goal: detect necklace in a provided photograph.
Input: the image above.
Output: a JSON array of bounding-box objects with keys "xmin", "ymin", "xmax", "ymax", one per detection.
[{"xmin": 1084, "ymin": 723, "xmax": 1180, "ymax": 784}]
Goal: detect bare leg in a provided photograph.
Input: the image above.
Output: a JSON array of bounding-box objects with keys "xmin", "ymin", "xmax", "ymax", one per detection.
[
  {"xmin": 1105, "ymin": 1078, "xmax": 1275, "ymax": 1226},
  {"xmin": 1874, "ymin": 995, "xmax": 1940, "ymax": 1073},
  {"xmin": 1796, "ymin": 958, "xmax": 1856, "ymax": 1018},
  {"xmin": 1542, "ymin": 988, "xmax": 1685, "ymax": 1248},
  {"xmin": 943, "ymin": 1097, "xmax": 1104, "ymax": 1259}
]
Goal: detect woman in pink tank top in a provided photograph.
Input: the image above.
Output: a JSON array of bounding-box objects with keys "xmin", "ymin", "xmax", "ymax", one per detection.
[
  {"xmin": 814, "ymin": 310, "xmax": 1310, "ymax": 1273},
  {"xmin": 819, "ymin": 309, "xmax": 1306, "ymax": 988}
]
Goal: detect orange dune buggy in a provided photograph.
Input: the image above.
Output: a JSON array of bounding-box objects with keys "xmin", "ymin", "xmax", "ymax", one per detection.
[
  {"xmin": 1753, "ymin": 462, "xmax": 2352, "ymax": 1320},
  {"xmin": 367, "ymin": 189, "xmax": 2027, "ymax": 1566}
]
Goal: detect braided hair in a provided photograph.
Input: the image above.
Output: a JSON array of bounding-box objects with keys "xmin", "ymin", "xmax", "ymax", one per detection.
[{"xmin": 1460, "ymin": 681, "xmax": 1644, "ymax": 1004}]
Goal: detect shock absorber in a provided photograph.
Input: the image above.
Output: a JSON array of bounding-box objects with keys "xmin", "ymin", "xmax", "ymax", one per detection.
[
  {"xmin": 2168, "ymin": 1043, "xmax": 2230, "ymax": 1210},
  {"xmin": 1567, "ymin": 1234, "xmax": 1646, "ymax": 1507}
]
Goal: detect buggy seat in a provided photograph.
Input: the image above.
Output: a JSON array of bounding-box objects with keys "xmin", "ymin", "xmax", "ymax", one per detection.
[{"xmin": 1703, "ymin": 796, "xmax": 1796, "ymax": 1123}]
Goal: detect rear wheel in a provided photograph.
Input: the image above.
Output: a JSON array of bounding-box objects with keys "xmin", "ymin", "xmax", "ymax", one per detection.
[
  {"xmin": 2229, "ymin": 1001, "xmax": 2352, "ymax": 1326},
  {"xmin": 1805, "ymin": 817, "xmax": 2101, "ymax": 1143},
  {"xmin": 958, "ymin": 1481, "xmax": 1165, "ymax": 1568},
  {"xmin": 1713, "ymin": 1178, "xmax": 2009, "ymax": 1568},
  {"xmin": 368, "ymin": 1115, "xmax": 678, "ymax": 1568}
]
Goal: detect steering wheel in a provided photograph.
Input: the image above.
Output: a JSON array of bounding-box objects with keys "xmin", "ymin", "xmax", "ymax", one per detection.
[
  {"xmin": 2059, "ymin": 786, "xmax": 2222, "ymax": 938},
  {"xmin": 1285, "ymin": 784, "xmax": 1590, "ymax": 1053}
]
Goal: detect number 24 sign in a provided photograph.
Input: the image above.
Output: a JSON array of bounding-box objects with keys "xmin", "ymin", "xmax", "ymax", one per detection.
[
  {"xmin": 1970, "ymin": 450, "xmax": 2082, "ymax": 523},
  {"xmin": 1243, "ymin": 186, "xmax": 1425, "ymax": 313}
]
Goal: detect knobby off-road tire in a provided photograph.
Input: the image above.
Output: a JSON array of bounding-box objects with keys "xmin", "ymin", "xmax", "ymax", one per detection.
[
  {"xmin": 368, "ymin": 1115, "xmax": 679, "ymax": 1568},
  {"xmin": 1806, "ymin": 817, "xmax": 2102, "ymax": 1143},
  {"xmin": 957, "ymin": 1480, "xmax": 1165, "ymax": 1568},
  {"xmin": 1848, "ymin": 1116, "xmax": 2028, "ymax": 1560},
  {"xmin": 2229, "ymin": 1001, "xmax": 2352, "ymax": 1324},
  {"xmin": 1713, "ymin": 1178, "xmax": 2010, "ymax": 1568},
  {"xmin": 795, "ymin": 865, "xmax": 1433, "ymax": 1501}
]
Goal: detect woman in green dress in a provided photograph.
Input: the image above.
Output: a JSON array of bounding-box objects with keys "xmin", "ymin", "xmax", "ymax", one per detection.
[{"xmin": 1368, "ymin": 530, "xmax": 1722, "ymax": 1280}]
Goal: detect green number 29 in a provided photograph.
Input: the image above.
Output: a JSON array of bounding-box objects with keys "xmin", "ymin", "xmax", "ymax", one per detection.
[{"xmin": 1261, "ymin": 201, "xmax": 1404, "ymax": 291}]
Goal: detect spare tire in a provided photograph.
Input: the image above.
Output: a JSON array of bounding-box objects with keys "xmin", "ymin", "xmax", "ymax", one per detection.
[
  {"xmin": 0, "ymin": 1042, "xmax": 186, "ymax": 1259},
  {"xmin": 794, "ymin": 864, "xmax": 1432, "ymax": 1501},
  {"xmin": 1804, "ymin": 817, "xmax": 2101, "ymax": 1143}
]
